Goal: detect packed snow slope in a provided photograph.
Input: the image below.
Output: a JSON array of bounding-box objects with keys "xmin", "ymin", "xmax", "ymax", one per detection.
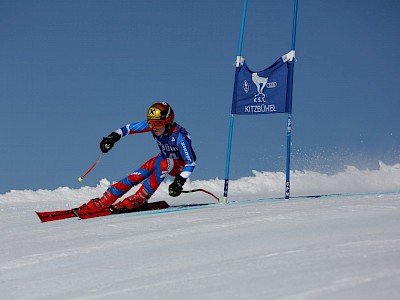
[{"xmin": 1, "ymin": 162, "xmax": 400, "ymax": 300}]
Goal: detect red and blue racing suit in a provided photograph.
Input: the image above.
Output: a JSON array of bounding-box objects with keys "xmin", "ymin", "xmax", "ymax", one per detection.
[{"xmin": 107, "ymin": 121, "xmax": 196, "ymax": 201}]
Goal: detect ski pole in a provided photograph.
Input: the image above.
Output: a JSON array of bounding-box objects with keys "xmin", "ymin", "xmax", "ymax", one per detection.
[
  {"xmin": 182, "ymin": 189, "xmax": 222, "ymax": 203},
  {"xmin": 78, "ymin": 153, "xmax": 103, "ymax": 182}
]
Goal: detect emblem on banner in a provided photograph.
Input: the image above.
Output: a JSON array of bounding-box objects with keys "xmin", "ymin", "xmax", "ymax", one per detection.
[
  {"xmin": 252, "ymin": 73, "xmax": 268, "ymax": 102},
  {"xmin": 251, "ymin": 73, "xmax": 278, "ymax": 103},
  {"xmin": 243, "ymin": 80, "xmax": 250, "ymax": 93}
]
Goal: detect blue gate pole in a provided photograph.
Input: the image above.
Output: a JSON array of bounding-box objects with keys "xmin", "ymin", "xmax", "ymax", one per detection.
[
  {"xmin": 223, "ymin": 0, "xmax": 248, "ymax": 204},
  {"xmin": 285, "ymin": 0, "xmax": 299, "ymax": 199}
]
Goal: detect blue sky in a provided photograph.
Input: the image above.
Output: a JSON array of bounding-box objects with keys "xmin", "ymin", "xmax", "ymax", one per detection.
[{"xmin": 1, "ymin": 0, "xmax": 399, "ymax": 194}]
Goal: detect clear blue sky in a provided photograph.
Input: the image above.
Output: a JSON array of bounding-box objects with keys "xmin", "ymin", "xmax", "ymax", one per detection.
[{"xmin": 1, "ymin": 0, "xmax": 399, "ymax": 194}]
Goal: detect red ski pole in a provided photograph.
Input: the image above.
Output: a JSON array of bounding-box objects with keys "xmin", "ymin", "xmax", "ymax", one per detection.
[
  {"xmin": 182, "ymin": 189, "xmax": 222, "ymax": 203},
  {"xmin": 78, "ymin": 153, "xmax": 103, "ymax": 182}
]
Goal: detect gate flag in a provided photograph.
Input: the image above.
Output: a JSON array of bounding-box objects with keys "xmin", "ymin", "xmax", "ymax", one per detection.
[
  {"xmin": 224, "ymin": 0, "xmax": 299, "ymax": 202},
  {"xmin": 231, "ymin": 51, "xmax": 295, "ymax": 115}
]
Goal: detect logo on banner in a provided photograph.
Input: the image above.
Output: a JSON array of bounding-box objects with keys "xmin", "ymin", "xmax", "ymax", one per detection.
[
  {"xmin": 243, "ymin": 80, "xmax": 250, "ymax": 93},
  {"xmin": 251, "ymin": 73, "xmax": 277, "ymax": 103}
]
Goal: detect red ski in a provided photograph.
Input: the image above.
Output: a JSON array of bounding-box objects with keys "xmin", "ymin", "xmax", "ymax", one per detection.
[
  {"xmin": 36, "ymin": 201, "xmax": 170, "ymax": 223},
  {"xmin": 74, "ymin": 200, "xmax": 170, "ymax": 219},
  {"xmin": 36, "ymin": 209, "xmax": 77, "ymax": 223}
]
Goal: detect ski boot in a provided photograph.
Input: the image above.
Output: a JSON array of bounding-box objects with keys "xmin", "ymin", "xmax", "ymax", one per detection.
[
  {"xmin": 75, "ymin": 190, "xmax": 118, "ymax": 214},
  {"xmin": 111, "ymin": 188, "xmax": 151, "ymax": 214}
]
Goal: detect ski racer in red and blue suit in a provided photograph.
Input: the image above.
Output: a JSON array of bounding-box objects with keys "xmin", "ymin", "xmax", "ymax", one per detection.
[{"xmin": 76, "ymin": 102, "xmax": 196, "ymax": 213}]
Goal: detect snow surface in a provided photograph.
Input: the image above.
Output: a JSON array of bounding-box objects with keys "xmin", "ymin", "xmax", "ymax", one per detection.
[{"xmin": 1, "ymin": 162, "xmax": 400, "ymax": 299}]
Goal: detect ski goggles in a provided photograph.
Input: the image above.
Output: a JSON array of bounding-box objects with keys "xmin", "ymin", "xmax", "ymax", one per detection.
[{"xmin": 147, "ymin": 119, "xmax": 165, "ymax": 129}]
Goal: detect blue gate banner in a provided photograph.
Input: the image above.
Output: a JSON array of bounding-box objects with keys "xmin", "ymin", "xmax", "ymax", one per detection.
[{"xmin": 231, "ymin": 56, "xmax": 290, "ymax": 115}]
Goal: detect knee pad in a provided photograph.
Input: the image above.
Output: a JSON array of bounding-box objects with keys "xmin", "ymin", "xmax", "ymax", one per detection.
[{"xmin": 159, "ymin": 158, "xmax": 174, "ymax": 178}]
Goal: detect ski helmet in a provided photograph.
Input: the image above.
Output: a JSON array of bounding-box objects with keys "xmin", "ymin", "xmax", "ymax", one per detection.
[{"xmin": 147, "ymin": 102, "xmax": 175, "ymax": 130}]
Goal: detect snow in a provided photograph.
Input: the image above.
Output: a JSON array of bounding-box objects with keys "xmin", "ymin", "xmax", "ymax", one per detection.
[{"xmin": 1, "ymin": 162, "xmax": 400, "ymax": 299}]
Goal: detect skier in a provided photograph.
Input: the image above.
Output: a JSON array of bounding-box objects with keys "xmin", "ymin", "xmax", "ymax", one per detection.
[{"xmin": 76, "ymin": 102, "xmax": 196, "ymax": 214}]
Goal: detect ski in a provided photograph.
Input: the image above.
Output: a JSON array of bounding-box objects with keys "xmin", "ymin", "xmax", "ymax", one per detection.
[
  {"xmin": 73, "ymin": 200, "xmax": 170, "ymax": 219},
  {"xmin": 36, "ymin": 209, "xmax": 77, "ymax": 223},
  {"xmin": 36, "ymin": 201, "xmax": 170, "ymax": 223}
]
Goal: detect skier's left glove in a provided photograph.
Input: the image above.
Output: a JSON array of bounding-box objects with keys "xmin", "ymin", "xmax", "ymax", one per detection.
[{"xmin": 169, "ymin": 175, "xmax": 186, "ymax": 197}]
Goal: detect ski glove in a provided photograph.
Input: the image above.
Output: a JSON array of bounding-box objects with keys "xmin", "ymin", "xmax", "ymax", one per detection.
[
  {"xmin": 169, "ymin": 175, "xmax": 186, "ymax": 197},
  {"xmin": 100, "ymin": 132, "xmax": 121, "ymax": 153}
]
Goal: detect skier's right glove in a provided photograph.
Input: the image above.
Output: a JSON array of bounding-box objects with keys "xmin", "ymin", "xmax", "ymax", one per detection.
[{"xmin": 100, "ymin": 132, "xmax": 121, "ymax": 153}]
